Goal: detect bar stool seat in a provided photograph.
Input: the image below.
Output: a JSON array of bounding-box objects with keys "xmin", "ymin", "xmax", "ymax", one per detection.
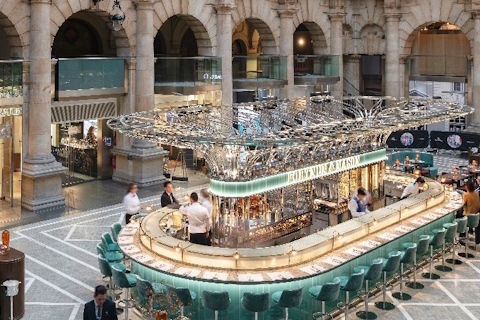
[
  {"xmin": 111, "ymin": 265, "xmax": 137, "ymax": 320},
  {"xmin": 272, "ymin": 287, "xmax": 303, "ymax": 320},
  {"xmin": 447, "ymin": 217, "xmax": 468, "ymax": 265},
  {"xmin": 458, "ymin": 213, "xmax": 480, "ymax": 259},
  {"xmin": 111, "ymin": 223, "xmax": 122, "ymax": 242},
  {"xmin": 309, "ymin": 277, "xmax": 340, "ymax": 320},
  {"xmin": 405, "ymin": 235, "xmax": 430, "ymax": 290},
  {"xmin": 375, "ymin": 251, "xmax": 401, "ymax": 310},
  {"xmin": 422, "ymin": 228, "xmax": 446, "ymax": 280},
  {"xmin": 97, "ymin": 243, "xmax": 123, "ymax": 263},
  {"xmin": 202, "ymin": 290, "xmax": 230, "ymax": 320},
  {"xmin": 102, "ymin": 232, "xmax": 121, "ymax": 252},
  {"xmin": 392, "ymin": 244, "xmax": 417, "ymax": 300},
  {"xmin": 435, "ymin": 222, "xmax": 457, "ymax": 272},
  {"xmin": 242, "ymin": 292, "xmax": 270, "ymax": 320},
  {"xmin": 337, "ymin": 270, "xmax": 364, "ymax": 320},
  {"xmin": 354, "ymin": 259, "xmax": 383, "ymax": 320}
]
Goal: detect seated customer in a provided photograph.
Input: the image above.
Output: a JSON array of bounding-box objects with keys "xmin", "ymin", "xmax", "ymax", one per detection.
[
  {"xmin": 349, "ymin": 188, "xmax": 369, "ymax": 218},
  {"xmin": 463, "ymin": 181, "xmax": 480, "ymax": 216},
  {"xmin": 401, "ymin": 177, "xmax": 425, "ymax": 199}
]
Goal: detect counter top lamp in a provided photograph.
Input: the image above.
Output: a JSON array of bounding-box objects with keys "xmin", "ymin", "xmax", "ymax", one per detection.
[
  {"xmin": 288, "ymin": 246, "xmax": 297, "ymax": 266},
  {"xmin": 174, "ymin": 242, "xmax": 184, "ymax": 262},
  {"xmin": 233, "ymin": 251, "xmax": 240, "ymax": 268},
  {"xmin": 332, "ymin": 231, "xmax": 343, "ymax": 251}
]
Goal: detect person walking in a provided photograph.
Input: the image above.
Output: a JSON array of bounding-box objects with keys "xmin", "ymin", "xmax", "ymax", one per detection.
[
  {"xmin": 83, "ymin": 285, "xmax": 118, "ymax": 320},
  {"xmin": 180, "ymin": 192, "xmax": 210, "ymax": 245},
  {"xmin": 200, "ymin": 189, "xmax": 213, "ymax": 246},
  {"xmin": 123, "ymin": 183, "xmax": 142, "ymax": 224}
]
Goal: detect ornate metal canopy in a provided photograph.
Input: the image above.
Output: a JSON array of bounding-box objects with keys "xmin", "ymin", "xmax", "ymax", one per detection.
[{"xmin": 107, "ymin": 96, "xmax": 473, "ymax": 182}]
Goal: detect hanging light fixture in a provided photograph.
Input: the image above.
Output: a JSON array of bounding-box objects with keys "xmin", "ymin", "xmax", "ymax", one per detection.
[{"xmin": 109, "ymin": 0, "xmax": 126, "ymax": 32}]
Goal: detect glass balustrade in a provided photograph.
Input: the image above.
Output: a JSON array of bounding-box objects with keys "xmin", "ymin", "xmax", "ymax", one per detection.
[
  {"xmin": 154, "ymin": 57, "xmax": 222, "ymax": 86},
  {"xmin": 294, "ymin": 55, "xmax": 340, "ymax": 77},
  {"xmin": 0, "ymin": 61, "xmax": 22, "ymax": 99},
  {"xmin": 232, "ymin": 55, "xmax": 287, "ymax": 81}
]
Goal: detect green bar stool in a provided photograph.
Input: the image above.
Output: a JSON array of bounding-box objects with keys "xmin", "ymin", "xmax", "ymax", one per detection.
[
  {"xmin": 167, "ymin": 284, "xmax": 197, "ymax": 319},
  {"xmin": 136, "ymin": 276, "xmax": 167, "ymax": 317},
  {"xmin": 375, "ymin": 251, "xmax": 401, "ymax": 310},
  {"xmin": 422, "ymin": 228, "xmax": 446, "ymax": 280},
  {"xmin": 201, "ymin": 290, "xmax": 231, "ymax": 320},
  {"xmin": 392, "ymin": 244, "xmax": 417, "ymax": 300},
  {"xmin": 337, "ymin": 269, "xmax": 364, "ymax": 320},
  {"xmin": 111, "ymin": 223, "xmax": 123, "ymax": 242},
  {"xmin": 271, "ymin": 287, "xmax": 303, "ymax": 320},
  {"xmin": 447, "ymin": 217, "xmax": 468, "ymax": 265},
  {"xmin": 96, "ymin": 242, "xmax": 123, "ymax": 263},
  {"xmin": 458, "ymin": 213, "xmax": 480, "ymax": 259},
  {"xmin": 309, "ymin": 277, "xmax": 341, "ymax": 320},
  {"xmin": 98, "ymin": 254, "xmax": 126, "ymax": 295},
  {"xmin": 102, "ymin": 232, "xmax": 121, "ymax": 252},
  {"xmin": 435, "ymin": 222, "xmax": 457, "ymax": 272},
  {"xmin": 404, "ymin": 235, "xmax": 430, "ymax": 290},
  {"xmin": 111, "ymin": 265, "xmax": 137, "ymax": 320},
  {"xmin": 242, "ymin": 292, "xmax": 270, "ymax": 320},
  {"xmin": 353, "ymin": 259, "xmax": 383, "ymax": 320}
]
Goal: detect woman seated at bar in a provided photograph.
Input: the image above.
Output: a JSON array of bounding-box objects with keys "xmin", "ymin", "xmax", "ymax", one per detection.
[
  {"xmin": 401, "ymin": 177, "xmax": 425, "ymax": 199},
  {"xmin": 349, "ymin": 188, "xmax": 369, "ymax": 218},
  {"xmin": 463, "ymin": 181, "xmax": 480, "ymax": 216}
]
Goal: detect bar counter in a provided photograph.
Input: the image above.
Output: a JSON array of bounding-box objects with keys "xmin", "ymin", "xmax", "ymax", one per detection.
[{"xmin": 116, "ymin": 178, "xmax": 463, "ymax": 319}]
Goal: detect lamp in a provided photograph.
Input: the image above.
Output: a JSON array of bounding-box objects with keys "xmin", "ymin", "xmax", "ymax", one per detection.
[
  {"xmin": 332, "ymin": 231, "xmax": 342, "ymax": 250},
  {"xmin": 2, "ymin": 280, "xmax": 21, "ymax": 320},
  {"xmin": 473, "ymin": 160, "xmax": 477, "ymax": 167},
  {"xmin": 288, "ymin": 246, "xmax": 297, "ymax": 265},
  {"xmin": 109, "ymin": 0, "xmax": 126, "ymax": 32},
  {"xmin": 92, "ymin": 0, "xmax": 102, "ymax": 4},
  {"xmin": 174, "ymin": 242, "xmax": 184, "ymax": 262}
]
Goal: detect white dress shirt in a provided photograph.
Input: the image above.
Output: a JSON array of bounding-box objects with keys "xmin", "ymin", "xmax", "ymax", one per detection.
[
  {"xmin": 123, "ymin": 192, "xmax": 141, "ymax": 214},
  {"xmin": 180, "ymin": 202, "xmax": 210, "ymax": 234},
  {"xmin": 200, "ymin": 198, "xmax": 213, "ymax": 227},
  {"xmin": 401, "ymin": 182, "xmax": 420, "ymax": 199},
  {"xmin": 348, "ymin": 197, "xmax": 369, "ymax": 218}
]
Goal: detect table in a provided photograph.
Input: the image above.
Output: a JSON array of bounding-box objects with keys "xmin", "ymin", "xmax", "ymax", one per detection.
[
  {"xmin": 440, "ymin": 172, "xmax": 471, "ymax": 186},
  {"xmin": 0, "ymin": 247, "xmax": 24, "ymax": 320}
]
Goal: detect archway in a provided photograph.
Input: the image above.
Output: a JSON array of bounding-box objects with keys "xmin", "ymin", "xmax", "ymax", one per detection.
[
  {"xmin": 293, "ymin": 24, "xmax": 314, "ymax": 55},
  {"xmin": 0, "ymin": 12, "xmax": 23, "ymax": 59},
  {"xmin": 232, "ymin": 18, "xmax": 277, "ymax": 55}
]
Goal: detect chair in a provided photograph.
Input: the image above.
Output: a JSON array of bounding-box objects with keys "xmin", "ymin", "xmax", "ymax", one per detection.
[
  {"xmin": 404, "ymin": 235, "xmax": 430, "ymax": 290},
  {"xmin": 96, "ymin": 243, "xmax": 123, "ymax": 263},
  {"xmin": 310, "ymin": 278, "xmax": 341, "ymax": 320},
  {"xmin": 446, "ymin": 217, "xmax": 468, "ymax": 265},
  {"xmin": 392, "ymin": 244, "xmax": 417, "ymax": 301},
  {"xmin": 422, "ymin": 228, "xmax": 446, "ymax": 280},
  {"xmin": 98, "ymin": 254, "xmax": 126, "ymax": 294},
  {"xmin": 111, "ymin": 223, "xmax": 122, "ymax": 242},
  {"xmin": 136, "ymin": 276, "xmax": 167, "ymax": 317},
  {"xmin": 102, "ymin": 232, "xmax": 121, "ymax": 252},
  {"xmin": 271, "ymin": 287, "xmax": 303, "ymax": 320},
  {"xmin": 111, "ymin": 265, "xmax": 137, "ymax": 320},
  {"xmin": 167, "ymin": 285, "xmax": 197, "ymax": 319},
  {"xmin": 353, "ymin": 259, "xmax": 383, "ymax": 319},
  {"xmin": 201, "ymin": 290, "xmax": 230, "ymax": 320},
  {"xmin": 435, "ymin": 222, "xmax": 458, "ymax": 272},
  {"xmin": 337, "ymin": 270, "xmax": 364, "ymax": 320},
  {"xmin": 242, "ymin": 292, "xmax": 270, "ymax": 320},
  {"xmin": 458, "ymin": 213, "xmax": 480, "ymax": 259},
  {"xmin": 375, "ymin": 251, "xmax": 401, "ymax": 310}
]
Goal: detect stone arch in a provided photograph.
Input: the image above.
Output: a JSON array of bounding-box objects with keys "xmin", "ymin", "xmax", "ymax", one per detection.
[
  {"xmin": 233, "ymin": 18, "xmax": 277, "ymax": 55},
  {"xmin": 0, "ymin": 7, "xmax": 28, "ymax": 59},
  {"xmin": 359, "ymin": 24, "xmax": 385, "ymax": 55},
  {"xmin": 295, "ymin": 21, "xmax": 328, "ymax": 55},
  {"xmin": 51, "ymin": 0, "xmax": 134, "ymax": 57}
]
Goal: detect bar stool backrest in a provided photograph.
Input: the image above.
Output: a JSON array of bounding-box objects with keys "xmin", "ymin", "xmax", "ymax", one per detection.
[
  {"xmin": 318, "ymin": 277, "xmax": 341, "ymax": 302},
  {"xmin": 401, "ymin": 243, "xmax": 417, "ymax": 264},
  {"xmin": 98, "ymin": 254, "xmax": 112, "ymax": 277},
  {"xmin": 111, "ymin": 265, "xmax": 134, "ymax": 289},
  {"xmin": 276, "ymin": 288, "xmax": 303, "ymax": 308},
  {"xmin": 456, "ymin": 217, "xmax": 468, "ymax": 234},
  {"xmin": 417, "ymin": 235, "xmax": 430, "ymax": 255},
  {"xmin": 201, "ymin": 290, "xmax": 231, "ymax": 311},
  {"xmin": 344, "ymin": 270, "xmax": 364, "ymax": 292},
  {"xmin": 365, "ymin": 259, "xmax": 383, "ymax": 281},
  {"xmin": 431, "ymin": 228, "xmax": 446, "ymax": 247},
  {"xmin": 111, "ymin": 223, "xmax": 122, "ymax": 242},
  {"xmin": 167, "ymin": 285, "xmax": 194, "ymax": 307},
  {"xmin": 102, "ymin": 232, "xmax": 116, "ymax": 247},
  {"xmin": 445, "ymin": 223, "xmax": 458, "ymax": 244},
  {"xmin": 383, "ymin": 251, "xmax": 401, "ymax": 272},
  {"xmin": 96, "ymin": 242, "xmax": 107, "ymax": 255},
  {"xmin": 136, "ymin": 276, "xmax": 155, "ymax": 300},
  {"xmin": 467, "ymin": 213, "xmax": 480, "ymax": 229},
  {"xmin": 242, "ymin": 292, "xmax": 270, "ymax": 313}
]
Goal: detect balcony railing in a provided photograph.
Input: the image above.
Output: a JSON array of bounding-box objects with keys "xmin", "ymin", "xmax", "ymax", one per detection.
[
  {"xmin": 232, "ymin": 56, "xmax": 287, "ymax": 81},
  {"xmin": 294, "ymin": 55, "xmax": 340, "ymax": 77},
  {"xmin": 55, "ymin": 58, "xmax": 125, "ymax": 98},
  {"xmin": 0, "ymin": 60, "xmax": 22, "ymax": 99},
  {"xmin": 408, "ymin": 55, "xmax": 469, "ymax": 78},
  {"xmin": 154, "ymin": 57, "xmax": 222, "ymax": 87}
]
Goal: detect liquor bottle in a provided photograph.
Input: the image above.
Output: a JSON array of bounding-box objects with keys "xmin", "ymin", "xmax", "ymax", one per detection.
[{"xmin": 2, "ymin": 230, "xmax": 9, "ymax": 248}]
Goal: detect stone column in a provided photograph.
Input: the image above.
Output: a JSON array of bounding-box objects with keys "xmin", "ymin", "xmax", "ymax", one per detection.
[
  {"xmin": 22, "ymin": 0, "xmax": 65, "ymax": 212},
  {"xmin": 399, "ymin": 54, "xmax": 408, "ymax": 98},
  {"xmin": 215, "ymin": 1, "xmax": 235, "ymax": 105},
  {"xmin": 112, "ymin": 0, "xmax": 168, "ymax": 187},
  {"xmin": 385, "ymin": 14, "xmax": 401, "ymax": 97},
  {"xmin": 329, "ymin": 14, "xmax": 344, "ymax": 97},
  {"xmin": 473, "ymin": 14, "xmax": 480, "ymax": 122},
  {"xmin": 343, "ymin": 55, "xmax": 361, "ymax": 96},
  {"xmin": 278, "ymin": 8, "xmax": 296, "ymax": 98}
]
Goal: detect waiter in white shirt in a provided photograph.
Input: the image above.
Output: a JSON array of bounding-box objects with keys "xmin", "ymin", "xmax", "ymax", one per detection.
[
  {"xmin": 180, "ymin": 192, "xmax": 210, "ymax": 245},
  {"xmin": 123, "ymin": 183, "xmax": 143, "ymax": 224},
  {"xmin": 349, "ymin": 188, "xmax": 369, "ymax": 218},
  {"xmin": 401, "ymin": 177, "xmax": 425, "ymax": 199}
]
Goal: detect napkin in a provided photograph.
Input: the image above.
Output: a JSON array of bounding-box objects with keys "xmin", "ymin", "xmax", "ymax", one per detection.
[
  {"xmin": 300, "ymin": 264, "xmax": 326, "ymax": 275},
  {"xmin": 238, "ymin": 274, "xmax": 264, "ymax": 282},
  {"xmin": 323, "ymin": 256, "xmax": 347, "ymax": 266},
  {"xmin": 149, "ymin": 260, "xmax": 174, "ymax": 271},
  {"xmin": 266, "ymin": 272, "xmax": 294, "ymax": 281}
]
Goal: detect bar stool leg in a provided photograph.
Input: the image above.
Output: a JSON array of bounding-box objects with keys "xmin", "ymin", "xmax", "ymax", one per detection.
[
  {"xmin": 180, "ymin": 305, "xmax": 184, "ymax": 317},
  {"xmin": 375, "ymin": 271, "xmax": 395, "ymax": 310},
  {"xmin": 215, "ymin": 309, "xmax": 219, "ymax": 320},
  {"xmin": 345, "ymin": 291, "xmax": 350, "ymax": 320},
  {"xmin": 422, "ymin": 245, "xmax": 440, "ymax": 280},
  {"xmin": 446, "ymin": 233, "xmax": 463, "ymax": 265},
  {"xmin": 407, "ymin": 255, "xmax": 424, "ymax": 289},
  {"xmin": 357, "ymin": 280, "xmax": 378, "ymax": 319},
  {"xmin": 436, "ymin": 239, "xmax": 453, "ymax": 272},
  {"xmin": 124, "ymin": 288, "xmax": 129, "ymax": 320},
  {"xmin": 284, "ymin": 307, "xmax": 289, "ymax": 320},
  {"xmin": 255, "ymin": 311, "xmax": 258, "ymax": 320},
  {"xmin": 393, "ymin": 263, "xmax": 412, "ymax": 300},
  {"xmin": 458, "ymin": 227, "xmax": 474, "ymax": 258}
]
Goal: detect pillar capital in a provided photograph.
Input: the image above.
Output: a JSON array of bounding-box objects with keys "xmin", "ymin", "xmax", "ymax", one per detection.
[
  {"xmin": 328, "ymin": 13, "xmax": 345, "ymax": 22},
  {"xmin": 214, "ymin": 3, "xmax": 235, "ymax": 15},
  {"xmin": 134, "ymin": 0, "xmax": 154, "ymax": 10},
  {"xmin": 399, "ymin": 54, "xmax": 408, "ymax": 64},
  {"xmin": 126, "ymin": 57, "xmax": 137, "ymax": 69},
  {"xmin": 277, "ymin": 8, "xmax": 297, "ymax": 18},
  {"xmin": 384, "ymin": 13, "xmax": 402, "ymax": 22},
  {"xmin": 30, "ymin": 0, "xmax": 51, "ymax": 4}
]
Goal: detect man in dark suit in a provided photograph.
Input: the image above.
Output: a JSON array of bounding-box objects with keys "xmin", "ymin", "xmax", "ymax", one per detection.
[
  {"xmin": 84, "ymin": 285, "xmax": 118, "ymax": 320},
  {"xmin": 161, "ymin": 181, "xmax": 178, "ymax": 207}
]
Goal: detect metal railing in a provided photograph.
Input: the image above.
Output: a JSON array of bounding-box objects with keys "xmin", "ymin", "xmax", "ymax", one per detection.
[
  {"xmin": 154, "ymin": 56, "xmax": 222, "ymax": 86},
  {"xmin": 0, "ymin": 60, "xmax": 22, "ymax": 99},
  {"xmin": 232, "ymin": 55, "xmax": 287, "ymax": 81}
]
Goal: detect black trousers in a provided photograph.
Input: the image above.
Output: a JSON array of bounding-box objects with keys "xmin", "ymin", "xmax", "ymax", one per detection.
[
  {"xmin": 190, "ymin": 232, "xmax": 207, "ymax": 245},
  {"xmin": 126, "ymin": 213, "xmax": 137, "ymax": 225}
]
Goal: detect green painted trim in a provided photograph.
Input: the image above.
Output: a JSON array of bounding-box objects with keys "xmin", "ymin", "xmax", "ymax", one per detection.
[{"xmin": 210, "ymin": 149, "xmax": 387, "ymax": 197}]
